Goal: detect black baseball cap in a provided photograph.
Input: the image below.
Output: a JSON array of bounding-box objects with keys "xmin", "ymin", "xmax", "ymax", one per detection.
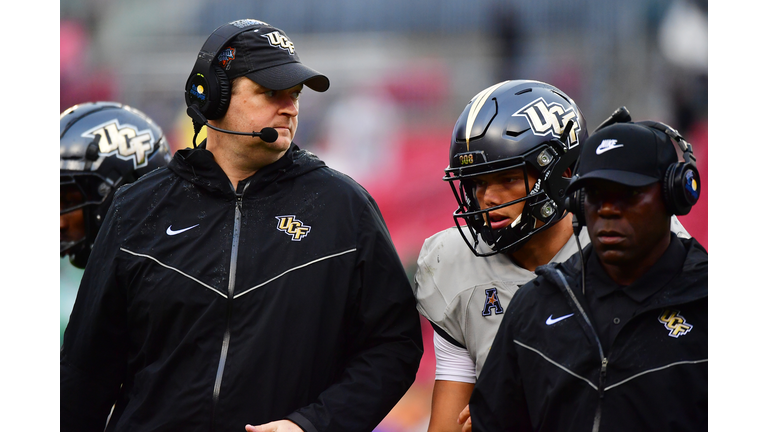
[
  {"xmin": 566, "ymin": 122, "xmax": 679, "ymax": 193},
  {"xmin": 216, "ymin": 21, "xmax": 330, "ymax": 92}
]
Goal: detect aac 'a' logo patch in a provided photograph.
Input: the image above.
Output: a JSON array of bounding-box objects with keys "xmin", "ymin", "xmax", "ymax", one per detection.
[
  {"xmin": 658, "ymin": 309, "xmax": 693, "ymax": 338},
  {"xmin": 261, "ymin": 31, "xmax": 295, "ymax": 54},
  {"xmin": 276, "ymin": 215, "xmax": 311, "ymax": 241},
  {"xmin": 513, "ymin": 97, "xmax": 582, "ymax": 149},
  {"xmin": 81, "ymin": 120, "xmax": 156, "ymax": 169},
  {"xmin": 481, "ymin": 287, "xmax": 504, "ymax": 317}
]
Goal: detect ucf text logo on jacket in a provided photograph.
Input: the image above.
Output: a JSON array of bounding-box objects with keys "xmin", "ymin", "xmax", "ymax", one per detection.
[{"xmin": 276, "ymin": 215, "xmax": 311, "ymax": 241}]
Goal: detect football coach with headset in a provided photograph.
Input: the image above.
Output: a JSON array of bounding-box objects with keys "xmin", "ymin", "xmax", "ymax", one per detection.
[
  {"xmin": 60, "ymin": 19, "xmax": 423, "ymax": 432},
  {"xmin": 468, "ymin": 120, "xmax": 708, "ymax": 431}
]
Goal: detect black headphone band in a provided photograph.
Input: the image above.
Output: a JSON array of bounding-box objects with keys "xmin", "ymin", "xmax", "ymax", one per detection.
[
  {"xmin": 568, "ymin": 116, "xmax": 700, "ymax": 219},
  {"xmin": 193, "ymin": 21, "xmax": 264, "ymax": 72},
  {"xmin": 186, "ymin": 20, "xmax": 268, "ymax": 122},
  {"xmin": 640, "ymin": 120, "xmax": 696, "ymax": 168},
  {"xmin": 638, "ymin": 120, "xmax": 700, "ymax": 215}
]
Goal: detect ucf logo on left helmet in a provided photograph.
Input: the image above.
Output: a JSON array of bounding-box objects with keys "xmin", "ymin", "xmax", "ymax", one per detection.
[{"xmin": 82, "ymin": 120, "xmax": 157, "ymax": 168}]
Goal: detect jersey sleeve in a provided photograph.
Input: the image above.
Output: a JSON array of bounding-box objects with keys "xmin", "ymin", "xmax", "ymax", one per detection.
[
  {"xmin": 434, "ymin": 331, "xmax": 477, "ymax": 383},
  {"xmin": 413, "ymin": 230, "xmax": 469, "ymax": 348}
]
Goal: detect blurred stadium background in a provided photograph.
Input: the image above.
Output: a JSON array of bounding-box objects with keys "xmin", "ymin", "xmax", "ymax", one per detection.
[{"xmin": 60, "ymin": 1, "xmax": 707, "ymax": 430}]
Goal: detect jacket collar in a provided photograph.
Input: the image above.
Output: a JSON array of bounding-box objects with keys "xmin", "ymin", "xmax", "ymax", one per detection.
[
  {"xmin": 539, "ymin": 236, "xmax": 707, "ymax": 308},
  {"xmin": 169, "ymin": 141, "xmax": 325, "ymax": 197}
]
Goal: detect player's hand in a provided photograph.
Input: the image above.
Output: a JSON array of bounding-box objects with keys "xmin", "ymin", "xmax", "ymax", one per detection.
[
  {"xmin": 245, "ymin": 419, "xmax": 303, "ymax": 432},
  {"xmin": 458, "ymin": 404, "xmax": 472, "ymax": 432}
]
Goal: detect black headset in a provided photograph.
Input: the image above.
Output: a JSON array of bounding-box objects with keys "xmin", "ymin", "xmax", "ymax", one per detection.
[
  {"xmin": 184, "ymin": 19, "xmax": 266, "ymax": 122},
  {"xmin": 564, "ymin": 108, "xmax": 701, "ymax": 232},
  {"xmin": 641, "ymin": 120, "xmax": 701, "ymax": 216}
]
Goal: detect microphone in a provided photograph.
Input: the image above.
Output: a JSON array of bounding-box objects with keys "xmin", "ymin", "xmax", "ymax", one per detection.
[
  {"xmin": 593, "ymin": 106, "xmax": 631, "ymax": 133},
  {"xmin": 186, "ymin": 106, "xmax": 279, "ymax": 145}
]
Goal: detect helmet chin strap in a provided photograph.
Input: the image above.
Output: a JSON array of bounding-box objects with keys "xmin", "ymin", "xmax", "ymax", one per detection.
[
  {"xmin": 483, "ymin": 213, "xmax": 523, "ymax": 229},
  {"xmin": 508, "ymin": 213, "xmax": 523, "ymax": 229}
]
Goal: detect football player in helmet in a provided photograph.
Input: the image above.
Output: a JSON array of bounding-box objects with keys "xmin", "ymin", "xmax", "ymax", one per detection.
[
  {"xmin": 60, "ymin": 101, "xmax": 171, "ymax": 268},
  {"xmin": 413, "ymin": 80, "xmax": 690, "ymax": 432},
  {"xmin": 445, "ymin": 80, "xmax": 585, "ymax": 258}
]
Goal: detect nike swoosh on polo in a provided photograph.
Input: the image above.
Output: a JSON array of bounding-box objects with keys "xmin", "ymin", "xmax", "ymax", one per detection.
[
  {"xmin": 166, "ymin": 224, "xmax": 200, "ymax": 236},
  {"xmin": 595, "ymin": 139, "xmax": 624, "ymax": 155},
  {"xmin": 546, "ymin": 313, "xmax": 575, "ymax": 325}
]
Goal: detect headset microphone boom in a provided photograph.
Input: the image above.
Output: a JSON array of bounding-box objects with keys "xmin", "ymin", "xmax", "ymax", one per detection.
[{"xmin": 186, "ymin": 104, "xmax": 278, "ymax": 145}]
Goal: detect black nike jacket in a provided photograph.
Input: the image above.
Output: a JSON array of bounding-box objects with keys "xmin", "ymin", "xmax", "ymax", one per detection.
[
  {"xmin": 61, "ymin": 143, "xmax": 423, "ymax": 432},
  {"xmin": 470, "ymin": 239, "xmax": 707, "ymax": 432}
]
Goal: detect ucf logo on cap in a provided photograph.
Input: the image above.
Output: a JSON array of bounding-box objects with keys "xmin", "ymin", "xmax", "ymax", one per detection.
[
  {"xmin": 82, "ymin": 120, "xmax": 156, "ymax": 168},
  {"xmin": 261, "ymin": 31, "xmax": 295, "ymax": 54}
]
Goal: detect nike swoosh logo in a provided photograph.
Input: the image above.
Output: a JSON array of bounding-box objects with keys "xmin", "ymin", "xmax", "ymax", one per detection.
[
  {"xmin": 546, "ymin": 313, "xmax": 575, "ymax": 325},
  {"xmin": 595, "ymin": 139, "xmax": 624, "ymax": 155},
  {"xmin": 166, "ymin": 224, "xmax": 200, "ymax": 236}
]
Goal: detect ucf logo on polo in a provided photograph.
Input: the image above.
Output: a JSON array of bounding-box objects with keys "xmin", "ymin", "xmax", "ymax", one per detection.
[
  {"xmin": 276, "ymin": 215, "xmax": 311, "ymax": 241},
  {"xmin": 513, "ymin": 97, "xmax": 581, "ymax": 149},
  {"xmin": 262, "ymin": 31, "xmax": 295, "ymax": 54},
  {"xmin": 82, "ymin": 120, "xmax": 156, "ymax": 168},
  {"xmin": 658, "ymin": 309, "xmax": 693, "ymax": 338}
]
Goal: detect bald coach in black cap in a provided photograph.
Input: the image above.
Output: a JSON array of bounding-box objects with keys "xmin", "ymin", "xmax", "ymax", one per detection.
[
  {"xmin": 469, "ymin": 120, "xmax": 708, "ymax": 432},
  {"xmin": 61, "ymin": 19, "xmax": 423, "ymax": 432}
]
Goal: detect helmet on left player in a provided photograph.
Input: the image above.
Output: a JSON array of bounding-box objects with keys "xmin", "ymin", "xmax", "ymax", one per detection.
[{"xmin": 60, "ymin": 101, "xmax": 171, "ymax": 268}]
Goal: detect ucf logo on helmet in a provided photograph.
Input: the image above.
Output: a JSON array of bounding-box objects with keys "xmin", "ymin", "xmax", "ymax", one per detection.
[
  {"xmin": 513, "ymin": 97, "xmax": 581, "ymax": 149},
  {"xmin": 82, "ymin": 120, "xmax": 156, "ymax": 168}
]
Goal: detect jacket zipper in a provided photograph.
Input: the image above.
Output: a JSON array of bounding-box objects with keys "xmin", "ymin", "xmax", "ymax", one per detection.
[
  {"xmin": 555, "ymin": 270, "xmax": 607, "ymax": 432},
  {"xmin": 590, "ymin": 357, "xmax": 608, "ymax": 432},
  {"xmin": 210, "ymin": 180, "xmax": 249, "ymax": 431}
]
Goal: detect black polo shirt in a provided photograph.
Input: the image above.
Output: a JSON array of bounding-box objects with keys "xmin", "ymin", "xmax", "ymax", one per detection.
[{"xmin": 584, "ymin": 233, "xmax": 686, "ymax": 350}]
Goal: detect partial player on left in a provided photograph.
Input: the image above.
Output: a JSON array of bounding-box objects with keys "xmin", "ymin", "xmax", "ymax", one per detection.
[{"xmin": 60, "ymin": 101, "xmax": 171, "ymax": 268}]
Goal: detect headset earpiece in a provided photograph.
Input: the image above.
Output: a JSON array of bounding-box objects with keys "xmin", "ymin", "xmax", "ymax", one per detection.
[
  {"xmin": 208, "ymin": 67, "xmax": 231, "ymax": 120},
  {"xmin": 564, "ymin": 187, "xmax": 586, "ymax": 234},
  {"xmin": 185, "ymin": 20, "xmax": 264, "ymax": 123},
  {"xmin": 185, "ymin": 65, "xmax": 232, "ymax": 121},
  {"xmin": 663, "ymin": 158, "xmax": 701, "ymax": 216},
  {"xmin": 639, "ymin": 121, "xmax": 701, "ymax": 216}
]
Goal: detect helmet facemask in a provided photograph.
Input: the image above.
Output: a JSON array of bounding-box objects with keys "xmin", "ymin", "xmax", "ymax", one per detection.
[
  {"xmin": 445, "ymin": 142, "xmax": 572, "ymax": 257},
  {"xmin": 60, "ymin": 172, "xmax": 116, "ymax": 268}
]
